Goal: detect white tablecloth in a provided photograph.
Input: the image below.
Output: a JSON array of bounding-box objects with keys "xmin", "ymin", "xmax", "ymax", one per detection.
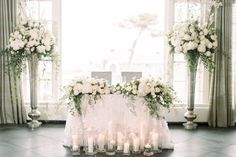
[{"xmin": 64, "ymin": 94, "xmax": 174, "ymax": 149}]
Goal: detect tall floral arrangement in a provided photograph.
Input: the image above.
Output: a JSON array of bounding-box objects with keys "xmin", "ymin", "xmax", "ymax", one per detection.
[
  {"xmin": 2, "ymin": 19, "xmax": 56, "ymax": 74},
  {"xmin": 63, "ymin": 78, "xmax": 111, "ymax": 115}
]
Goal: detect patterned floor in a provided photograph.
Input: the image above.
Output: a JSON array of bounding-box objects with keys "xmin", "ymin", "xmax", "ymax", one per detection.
[{"xmin": 0, "ymin": 123, "xmax": 235, "ymax": 157}]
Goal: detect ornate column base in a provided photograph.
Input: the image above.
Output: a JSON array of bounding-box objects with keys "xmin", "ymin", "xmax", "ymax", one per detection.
[
  {"xmin": 183, "ymin": 110, "xmax": 197, "ymax": 130},
  {"xmin": 28, "ymin": 109, "xmax": 42, "ymax": 129}
]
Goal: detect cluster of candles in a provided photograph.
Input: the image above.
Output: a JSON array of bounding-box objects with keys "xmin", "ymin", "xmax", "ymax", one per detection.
[{"xmin": 71, "ymin": 129, "xmax": 161, "ymax": 156}]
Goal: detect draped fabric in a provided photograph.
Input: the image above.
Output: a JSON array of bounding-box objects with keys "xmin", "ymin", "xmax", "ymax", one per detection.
[
  {"xmin": 0, "ymin": 0, "xmax": 27, "ymax": 124},
  {"xmin": 208, "ymin": 0, "xmax": 235, "ymax": 127}
]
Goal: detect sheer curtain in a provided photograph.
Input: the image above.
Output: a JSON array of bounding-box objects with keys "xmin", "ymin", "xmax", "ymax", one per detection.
[
  {"xmin": 208, "ymin": 0, "xmax": 235, "ymax": 127},
  {"xmin": 0, "ymin": 0, "xmax": 26, "ymax": 124}
]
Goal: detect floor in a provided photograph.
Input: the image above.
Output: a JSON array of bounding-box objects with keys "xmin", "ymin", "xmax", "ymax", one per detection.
[{"xmin": 0, "ymin": 123, "xmax": 236, "ymax": 157}]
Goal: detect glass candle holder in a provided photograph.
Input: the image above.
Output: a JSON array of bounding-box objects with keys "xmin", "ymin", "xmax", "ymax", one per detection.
[
  {"xmin": 116, "ymin": 131, "xmax": 124, "ymax": 153},
  {"xmin": 71, "ymin": 135, "xmax": 80, "ymax": 155},
  {"xmin": 85, "ymin": 136, "xmax": 97, "ymax": 155},
  {"xmin": 143, "ymin": 144, "xmax": 153, "ymax": 156},
  {"xmin": 132, "ymin": 136, "xmax": 141, "ymax": 154},
  {"xmin": 151, "ymin": 132, "xmax": 162, "ymax": 153},
  {"xmin": 106, "ymin": 139, "xmax": 116, "ymax": 156},
  {"xmin": 97, "ymin": 132, "xmax": 106, "ymax": 153},
  {"xmin": 123, "ymin": 141, "xmax": 130, "ymax": 155},
  {"xmin": 84, "ymin": 128, "xmax": 97, "ymax": 156}
]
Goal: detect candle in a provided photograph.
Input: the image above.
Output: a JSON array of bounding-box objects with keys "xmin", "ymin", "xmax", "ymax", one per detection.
[
  {"xmin": 145, "ymin": 144, "xmax": 151, "ymax": 149},
  {"xmin": 108, "ymin": 140, "xmax": 115, "ymax": 150},
  {"xmin": 72, "ymin": 145, "xmax": 79, "ymax": 151},
  {"xmin": 140, "ymin": 137, "xmax": 145, "ymax": 150},
  {"xmin": 117, "ymin": 132, "xmax": 123, "ymax": 150},
  {"xmin": 140, "ymin": 122, "xmax": 146, "ymax": 143},
  {"xmin": 88, "ymin": 137, "xmax": 94, "ymax": 153},
  {"xmin": 133, "ymin": 137, "xmax": 140, "ymax": 152},
  {"xmin": 98, "ymin": 133, "xmax": 105, "ymax": 151},
  {"xmin": 108, "ymin": 121, "xmax": 113, "ymax": 139},
  {"xmin": 72, "ymin": 135, "xmax": 79, "ymax": 146},
  {"xmin": 152, "ymin": 133, "xmax": 159, "ymax": 150},
  {"xmin": 123, "ymin": 142, "xmax": 130, "ymax": 154}
]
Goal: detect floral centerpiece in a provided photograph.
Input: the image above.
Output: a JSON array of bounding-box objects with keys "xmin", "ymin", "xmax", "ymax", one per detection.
[
  {"xmin": 4, "ymin": 19, "xmax": 56, "ymax": 74},
  {"xmin": 113, "ymin": 78, "xmax": 176, "ymax": 117},
  {"xmin": 64, "ymin": 78, "xmax": 111, "ymax": 115}
]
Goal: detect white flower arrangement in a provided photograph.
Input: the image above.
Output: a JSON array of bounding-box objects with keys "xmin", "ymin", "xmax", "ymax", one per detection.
[
  {"xmin": 167, "ymin": 0, "xmax": 222, "ymax": 72},
  {"xmin": 168, "ymin": 20, "xmax": 217, "ymax": 72},
  {"xmin": 2, "ymin": 19, "xmax": 56, "ymax": 74},
  {"xmin": 64, "ymin": 78, "xmax": 111, "ymax": 115},
  {"xmin": 113, "ymin": 78, "xmax": 176, "ymax": 117}
]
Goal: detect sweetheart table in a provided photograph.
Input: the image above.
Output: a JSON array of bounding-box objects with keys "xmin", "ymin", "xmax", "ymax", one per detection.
[{"xmin": 63, "ymin": 94, "xmax": 174, "ymax": 150}]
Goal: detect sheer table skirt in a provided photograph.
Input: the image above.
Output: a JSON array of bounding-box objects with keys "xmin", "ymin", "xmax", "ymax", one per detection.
[{"xmin": 63, "ymin": 94, "xmax": 174, "ymax": 149}]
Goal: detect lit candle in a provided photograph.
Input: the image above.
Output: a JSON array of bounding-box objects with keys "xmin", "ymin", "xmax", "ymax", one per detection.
[
  {"xmin": 72, "ymin": 135, "xmax": 79, "ymax": 147},
  {"xmin": 145, "ymin": 144, "xmax": 151, "ymax": 149},
  {"xmin": 123, "ymin": 142, "xmax": 130, "ymax": 154},
  {"xmin": 152, "ymin": 133, "xmax": 159, "ymax": 150},
  {"xmin": 98, "ymin": 133, "xmax": 105, "ymax": 151},
  {"xmin": 140, "ymin": 137, "xmax": 145, "ymax": 150},
  {"xmin": 133, "ymin": 137, "xmax": 140, "ymax": 152},
  {"xmin": 88, "ymin": 137, "xmax": 94, "ymax": 153},
  {"xmin": 108, "ymin": 121, "xmax": 113, "ymax": 140},
  {"xmin": 72, "ymin": 145, "xmax": 79, "ymax": 151},
  {"xmin": 140, "ymin": 122, "xmax": 146, "ymax": 144},
  {"xmin": 117, "ymin": 132, "xmax": 123, "ymax": 150},
  {"xmin": 108, "ymin": 139, "xmax": 115, "ymax": 150}
]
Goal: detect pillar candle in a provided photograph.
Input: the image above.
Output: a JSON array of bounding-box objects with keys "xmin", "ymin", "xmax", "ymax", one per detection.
[
  {"xmin": 123, "ymin": 142, "xmax": 130, "ymax": 154},
  {"xmin": 152, "ymin": 133, "xmax": 159, "ymax": 150},
  {"xmin": 117, "ymin": 132, "xmax": 123, "ymax": 150},
  {"xmin": 72, "ymin": 135, "xmax": 79, "ymax": 146},
  {"xmin": 88, "ymin": 137, "xmax": 94, "ymax": 153},
  {"xmin": 140, "ymin": 137, "xmax": 145, "ymax": 150},
  {"xmin": 98, "ymin": 133, "xmax": 105, "ymax": 151},
  {"xmin": 133, "ymin": 137, "xmax": 140, "ymax": 152}
]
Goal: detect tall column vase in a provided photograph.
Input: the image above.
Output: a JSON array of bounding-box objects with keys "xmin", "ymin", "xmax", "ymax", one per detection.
[
  {"xmin": 183, "ymin": 52, "xmax": 199, "ymax": 130},
  {"xmin": 27, "ymin": 54, "xmax": 42, "ymax": 129}
]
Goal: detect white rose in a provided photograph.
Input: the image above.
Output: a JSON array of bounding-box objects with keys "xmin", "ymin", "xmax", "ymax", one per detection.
[
  {"xmin": 45, "ymin": 45, "xmax": 51, "ymax": 51},
  {"xmin": 197, "ymin": 44, "xmax": 206, "ymax": 53},
  {"xmin": 126, "ymin": 86, "xmax": 132, "ymax": 92},
  {"xmin": 29, "ymin": 29, "xmax": 38, "ymax": 39},
  {"xmin": 104, "ymin": 87, "xmax": 110, "ymax": 94},
  {"xmin": 36, "ymin": 45, "xmax": 46, "ymax": 53},
  {"xmin": 213, "ymin": 41, "xmax": 218, "ymax": 48},
  {"xmin": 203, "ymin": 28, "xmax": 208, "ymax": 35},
  {"xmin": 73, "ymin": 89, "xmax": 79, "ymax": 96},
  {"xmin": 187, "ymin": 41, "xmax": 198, "ymax": 50},
  {"xmin": 207, "ymin": 42, "xmax": 213, "ymax": 49},
  {"xmin": 31, "ymin": 47, "xmax": 35, "ymax": 52},
  {"xmin": 183, "ymin": 34, "xmax": 191, "ymax": 41},
  {"xmin": 200, "ymin": 35, "xmax": 205, "ymax": 40},
  {"xmin": 210, "ymin": 35, "xmax": 217, "ymax": 40},
  {"xmin": 205, "ymin": 51, "xmax": 212, "ymax": 56},
  {"xmin": 132, "ymin": 89, "xmax": 137, "ymax": 95},
  {"xmin": 27, "ymin": 40, "xmax": 35, "ymax": 47},
  {"xmin": 155, "ymin": 87, "xmax": 161, "ymax": 93},
  {"xmin": 183, "ymin": 43, "xmax": 188, "ymax": 53},
  {"xmin": 175, "ymin": 46, "xmax": 183, "ymax": 53},
  {"xmin": 82, "ymin": 83, "xmax": 92, "ymax": 94}
]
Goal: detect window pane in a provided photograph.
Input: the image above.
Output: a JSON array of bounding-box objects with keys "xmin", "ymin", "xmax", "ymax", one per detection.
[
  {"xmin": 62, "ymin": 0, "xmax": 166, "ymax": 85},
  {"xmin": 39, "ymin": 1, "xmax": 52, "ymax": 20},
  {"xmin": 173, "ymin": 1, "xmax": 206, "ymax": 105}
]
